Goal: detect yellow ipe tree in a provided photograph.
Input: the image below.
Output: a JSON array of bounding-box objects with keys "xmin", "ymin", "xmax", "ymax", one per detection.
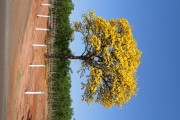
[{"xmin": 46, "ymin": 10, "xmax": 142, "ymax": 108}]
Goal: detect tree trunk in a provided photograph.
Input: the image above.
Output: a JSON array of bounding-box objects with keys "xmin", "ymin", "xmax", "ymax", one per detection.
[{"xmin": 45, "ymin": 53, "xmax": 86, "ymax": 60}]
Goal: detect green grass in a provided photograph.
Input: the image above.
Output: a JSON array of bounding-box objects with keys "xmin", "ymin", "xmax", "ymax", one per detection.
[{"xmin": 47, "ymin": 0, "xmax": 74, "ymax": 120}]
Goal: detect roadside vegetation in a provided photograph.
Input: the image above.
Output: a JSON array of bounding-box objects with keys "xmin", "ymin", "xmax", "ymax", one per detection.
[{"xmin": 47, "ymin": 0, "xmax": 74, "ymax": 119}]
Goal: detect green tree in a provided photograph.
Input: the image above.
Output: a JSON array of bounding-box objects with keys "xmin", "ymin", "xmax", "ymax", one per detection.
[{"xmin": 46, "ymin": 10, "xmax": 142, "ymax": 108}]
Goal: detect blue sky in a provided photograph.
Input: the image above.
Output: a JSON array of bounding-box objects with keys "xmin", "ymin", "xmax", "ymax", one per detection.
[{"xmin": 69, "ymin": 0, "xmax": 180, "ymax": 120}]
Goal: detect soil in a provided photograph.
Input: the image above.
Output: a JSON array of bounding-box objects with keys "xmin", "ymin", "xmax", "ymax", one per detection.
[{"xmin": 7, "ymin": 0, "xmax": 49, "ymax": 119}]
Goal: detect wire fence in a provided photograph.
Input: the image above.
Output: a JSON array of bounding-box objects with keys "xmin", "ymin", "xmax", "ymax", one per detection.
[
  {"xmin": 46, "ymin": 0, "xmax": 74, "ymax": 119},
  {"xmin": 46, "ymin": 0, "xmax": 57, "ymax": 119}
]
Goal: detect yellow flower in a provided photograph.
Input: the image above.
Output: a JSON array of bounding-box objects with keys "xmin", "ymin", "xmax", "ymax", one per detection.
[{"xmin": 74, "ymin": 10, "xmax": 142, "ymax": 108}]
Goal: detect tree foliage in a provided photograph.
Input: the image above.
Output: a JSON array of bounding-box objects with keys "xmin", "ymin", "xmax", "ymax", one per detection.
[
  {"xmin": 75, "ymin": 10, "xmax": 142, "ymax": 108},
  {"xmin": 47, "ymin": 10, "xmax": 142, "ymax": 108}
]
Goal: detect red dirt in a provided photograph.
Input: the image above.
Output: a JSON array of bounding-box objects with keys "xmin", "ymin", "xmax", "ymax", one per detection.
[{"xmin": 7, "ymin": 0, "xmax": 49, "ymax": 119}]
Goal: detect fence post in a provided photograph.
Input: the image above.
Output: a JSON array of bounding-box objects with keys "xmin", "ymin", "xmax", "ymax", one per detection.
[
  {"xmin": 35, "ymin": 28, "xmax": 49, "ymax": 31},
  {"xmin": 29, "ymin": 65, "xmax": 46, "ymax": 67},
  {"xmin": 32, "ymin": 44, "xmax": 47, "ymax": 47},
  {"xmin": 37, "ymin": 15, "xmax": 51, "ymax": 18},
  {"xmin": 41, "ymin": 4, "xmax": 51, "ymax": 6},
  {"xmin": 25, "ymin": 92, "xmax": 45, "ymax": 94}
]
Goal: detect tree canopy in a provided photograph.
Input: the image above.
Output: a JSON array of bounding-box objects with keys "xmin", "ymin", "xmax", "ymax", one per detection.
[{"xmin": 47, "ymin": 10, "xmax": 142, "ymax": 108}]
